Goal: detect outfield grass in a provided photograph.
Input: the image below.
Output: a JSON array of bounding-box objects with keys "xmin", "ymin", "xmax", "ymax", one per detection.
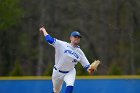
[{"xmin": 0, "ymin": 75, "xmax": 140, "ymax": 80}]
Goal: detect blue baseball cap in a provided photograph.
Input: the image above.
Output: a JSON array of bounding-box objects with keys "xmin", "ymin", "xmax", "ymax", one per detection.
[{"xmin": 70, "ymin": 31, "xmax": 82, "ymax": 38}]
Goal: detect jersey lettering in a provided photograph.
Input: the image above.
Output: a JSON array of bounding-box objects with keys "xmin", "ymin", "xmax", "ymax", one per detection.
[{"xmin": 64, "ymin": 50, "xmax": 79, "ymax": 59}]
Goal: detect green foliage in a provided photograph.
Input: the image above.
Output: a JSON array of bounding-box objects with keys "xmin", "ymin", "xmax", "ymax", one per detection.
[
  {"xmin": 0, "ymin": 0, "xmax": 140, "ymax": 76},
  {"xmin": 0, "ymin": 0, "xmax": 23, "ymax": 30},
  {"xmin": 10, "ymin": 59, "xmax": 23, "ymax": 76},
  {"xmin": 108, "ymin": 62, "xmax": 122, "ymax": 75},
  {"xmin": 76, "ymin": 63, "xmax": 88, "ymax": 76},
  {"xmin": 136, "ymin": 68, "xmax": 140, "ymax": 75},
  {"xmin": 43, "ymin": 64, "xmax": 53, "ymax": 76}
]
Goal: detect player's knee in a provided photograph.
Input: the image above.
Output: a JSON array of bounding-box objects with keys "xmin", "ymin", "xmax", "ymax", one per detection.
[{"xmin": 66, "ymin": 81, "xmax": 74, "ymax": 87}]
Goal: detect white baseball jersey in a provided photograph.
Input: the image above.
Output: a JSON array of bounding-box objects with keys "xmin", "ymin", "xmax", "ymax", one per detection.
[{"xmin": 51, "ymin": 38, "xmax": 90, "ymax": 71}]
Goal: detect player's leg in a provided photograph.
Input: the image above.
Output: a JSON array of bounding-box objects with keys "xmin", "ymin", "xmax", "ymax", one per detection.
[
  {"xmin": 52, "ymin": 69, "xmax": 64, "ymax": 93},
  {"xmin": 64, "ymin": 68, "xmax": 76, "ymax": 93},
  {"xmin": 52, "ymin": 79, "xmax": 63, "ymax": 93}
]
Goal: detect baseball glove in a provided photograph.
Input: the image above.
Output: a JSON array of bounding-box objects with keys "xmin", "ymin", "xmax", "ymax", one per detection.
[{"xmin": 88, "ymin": 60, "xmax": 100, "ymax": 74}]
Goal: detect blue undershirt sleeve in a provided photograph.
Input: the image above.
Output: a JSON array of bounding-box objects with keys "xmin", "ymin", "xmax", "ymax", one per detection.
[
  {"xmin": 45, "ymin": 35, "xmax": 55, "ymax": 44},
  {"xmin": 84, "ymin": 65, "xmax": 90, "ymax": 71}
]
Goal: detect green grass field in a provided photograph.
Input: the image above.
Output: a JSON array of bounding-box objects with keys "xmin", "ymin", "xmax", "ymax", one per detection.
[{"xmin": 0, "ymin": 75, "xmax": 140, "ymax": 80}]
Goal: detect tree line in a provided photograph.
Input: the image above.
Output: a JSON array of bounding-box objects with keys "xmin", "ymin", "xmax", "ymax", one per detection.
[{"xmin": 0, "ymin": 0, "xmax": 140, "ymax": 76}]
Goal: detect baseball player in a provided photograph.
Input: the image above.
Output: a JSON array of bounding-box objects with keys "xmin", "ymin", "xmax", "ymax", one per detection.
[{"xmin": 39, "ymin": 27, "xmax": 100, "ymax": 93}]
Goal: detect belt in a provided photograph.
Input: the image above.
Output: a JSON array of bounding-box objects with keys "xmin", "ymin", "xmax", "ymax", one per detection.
[{"xmin": 54, "ymin": 67, "xmax": 69, "ymax": 73}]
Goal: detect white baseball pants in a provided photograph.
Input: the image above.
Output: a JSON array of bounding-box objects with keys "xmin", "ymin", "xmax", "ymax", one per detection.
[{"xmin": 52, "ymin": 68, "xmax": 76, "ymax": 93}]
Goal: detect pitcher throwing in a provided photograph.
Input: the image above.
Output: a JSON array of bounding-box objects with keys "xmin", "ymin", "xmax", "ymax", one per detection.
[{"xmin": 39, "ymin": 27, "xmax": 100, "ymax": 93}]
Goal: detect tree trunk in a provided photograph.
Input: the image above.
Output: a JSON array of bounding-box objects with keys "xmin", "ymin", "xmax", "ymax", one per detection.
[{"xmin": 37, "ymin": 0, "xmax": 46, "ymax": 76}]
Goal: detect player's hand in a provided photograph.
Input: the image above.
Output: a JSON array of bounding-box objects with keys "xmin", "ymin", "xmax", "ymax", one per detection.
[
  {"xmin": 39, "ymin": 26, "xmax": 48, "ymax": 36},
  {"xmin": 88, "ymin": 69, "xmax": 95, "ymax": 75},
  {"xmin": 39, "ymin": 26, "xmax": 45, "ymax": 33}
]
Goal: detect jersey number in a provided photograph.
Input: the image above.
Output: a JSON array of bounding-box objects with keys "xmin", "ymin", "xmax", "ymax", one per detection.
[{"xmin": 72, "ymin": 59, "xmax": 77, "ymax": 63}]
